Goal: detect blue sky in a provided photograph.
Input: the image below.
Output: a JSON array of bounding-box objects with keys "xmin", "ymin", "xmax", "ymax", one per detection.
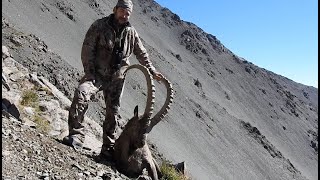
[{"xmin": 154, "ymin": 0, "xmax": 318, "ymax": 88}]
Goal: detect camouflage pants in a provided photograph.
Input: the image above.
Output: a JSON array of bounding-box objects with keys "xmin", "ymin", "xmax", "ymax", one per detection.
[{"xmin": 68, "ymin": 75, "xmax": 125, "ymax": 150}]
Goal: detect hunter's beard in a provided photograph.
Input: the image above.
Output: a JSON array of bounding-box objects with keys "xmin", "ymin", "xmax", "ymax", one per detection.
[{"xmin": 115, "ymin": 16, "xmax": 128, "ymax": 26}]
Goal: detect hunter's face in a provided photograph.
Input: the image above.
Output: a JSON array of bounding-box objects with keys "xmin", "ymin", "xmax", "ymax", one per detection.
[{"xmin": 115, "ymin": 7, "xmax": 131, "ymax": 25}]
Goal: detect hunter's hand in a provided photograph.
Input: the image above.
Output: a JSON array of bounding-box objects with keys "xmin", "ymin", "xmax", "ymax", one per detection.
[{"xmin": 153, "ymin": 72, "xmax": 164, "ymax": 82}]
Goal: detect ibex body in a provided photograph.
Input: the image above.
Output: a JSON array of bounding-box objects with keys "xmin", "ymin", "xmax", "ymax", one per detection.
[{"xmin": 113, "ymin": 64, "xmax": 173, "ymax": 180}]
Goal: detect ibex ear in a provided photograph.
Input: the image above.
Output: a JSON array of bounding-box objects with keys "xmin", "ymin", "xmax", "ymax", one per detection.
[{"xmin": 134, "ymin": 105, "xmax": 138, "ymax": 117}]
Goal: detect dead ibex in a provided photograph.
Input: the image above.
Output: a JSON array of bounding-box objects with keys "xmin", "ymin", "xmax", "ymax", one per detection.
[{"xmin": 113, "ymin": 64, "xmax": 174, "ymax": 179}]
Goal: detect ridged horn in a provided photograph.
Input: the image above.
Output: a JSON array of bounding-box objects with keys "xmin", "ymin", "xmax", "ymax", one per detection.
[
  {"xmin": 147, "ymin": 76, "xmax": 174, "ymax": 133},
  {"xmin": 124, "ymin": 64, "xmax": 155, "ymax": 119}
]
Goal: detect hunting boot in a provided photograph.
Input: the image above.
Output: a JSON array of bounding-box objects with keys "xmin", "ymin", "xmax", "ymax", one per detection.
[{"xmin": 98, "ymin": 113, "xmax": 122, "ymax": 161}]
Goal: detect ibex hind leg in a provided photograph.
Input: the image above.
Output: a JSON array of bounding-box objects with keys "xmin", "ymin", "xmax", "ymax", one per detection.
[
  {"xmin": 152, "ymin": 158, "xmax": 162, "ymax": 178},
  {"xmin": 145, "ymin": 158, "xmax": 159, "ymax": 180}
]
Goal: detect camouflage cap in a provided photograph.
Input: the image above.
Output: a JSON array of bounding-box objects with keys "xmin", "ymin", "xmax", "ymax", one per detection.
[{"xmin": 116, "ymin": 0, "xmax": 133, "ymax": 12}]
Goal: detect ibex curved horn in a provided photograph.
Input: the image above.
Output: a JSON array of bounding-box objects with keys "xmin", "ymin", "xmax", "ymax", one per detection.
[
  {"xmin": 147, "ymin": 76, "xmax": 174, "ymax": 133},
  {"xmin": 124, "ymin": 64, "xmax": 156, "ymax": 119}
]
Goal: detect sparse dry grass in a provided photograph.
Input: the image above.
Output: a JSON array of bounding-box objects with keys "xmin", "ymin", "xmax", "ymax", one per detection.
[
  {"xmin": 20, "ymin": 89, "xmax": 39, "ymax": 107},
  {"xmin": 20, "ymin": 88, "xmax": 50, "ymax": 133},
  {"xmin": 160, "ymin": 161, "xmax": 190, "ymax": 180},
  {"xmin": 33, "ymin": 114, "xmax": 50, "ymax": 133}
]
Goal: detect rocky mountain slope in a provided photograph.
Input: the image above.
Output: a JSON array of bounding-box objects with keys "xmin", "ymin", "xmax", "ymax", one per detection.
[
  {"xmin": 2, "ymin": 47, "xmax": 167, "ymax": 179},
  {"xmin": 2, "ymin": 0, "xmax": 318, "ymax": 179}
]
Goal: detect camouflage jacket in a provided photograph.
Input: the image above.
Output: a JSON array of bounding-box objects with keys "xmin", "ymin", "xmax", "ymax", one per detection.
[{"xmin": 81, "ymin": 14, "xmax": 156, "ymax": 79}]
